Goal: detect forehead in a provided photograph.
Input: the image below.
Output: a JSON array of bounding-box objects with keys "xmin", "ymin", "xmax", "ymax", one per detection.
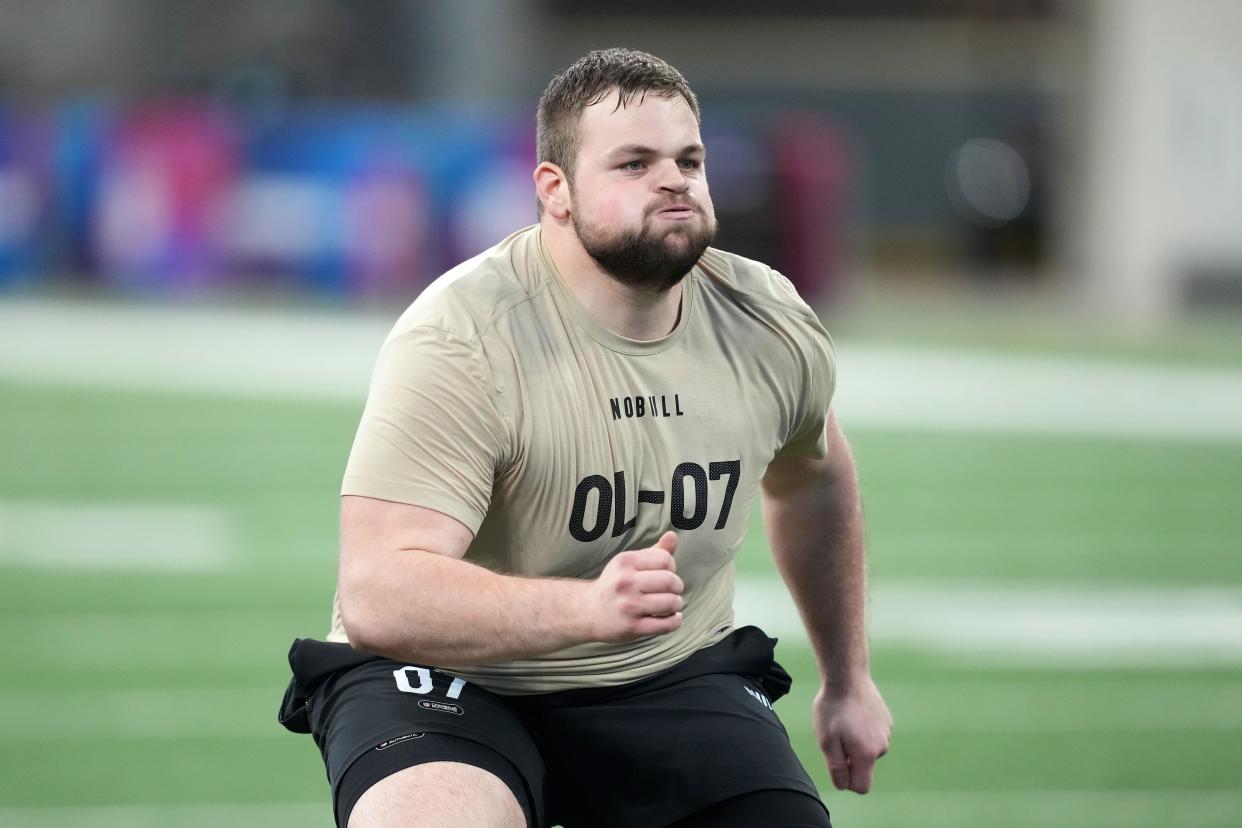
[{"xmin": 576, "ymin": 89, "xmax": 701, "ymax": 156}]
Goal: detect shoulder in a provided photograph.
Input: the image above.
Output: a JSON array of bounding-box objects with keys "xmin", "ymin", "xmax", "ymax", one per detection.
[
  {"xmin": 694, "ymin": 247, "xmax": 822, "ymax": 326},
  {"xmin": 693, "ymin": 247, "xmax": 833, "ymax": 361},
  {"xmin": 387, "ymin": 225, "xmax": 546, "ymax": 345}
]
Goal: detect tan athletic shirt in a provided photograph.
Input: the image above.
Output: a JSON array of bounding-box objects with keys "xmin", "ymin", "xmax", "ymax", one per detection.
[{"xmin": 329, "ymin": 225, "xmax": 835, "ymax": 694}]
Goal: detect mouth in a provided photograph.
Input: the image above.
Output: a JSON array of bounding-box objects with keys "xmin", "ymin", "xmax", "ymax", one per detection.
[{"xmin": 655, "ymin": 205, "xmax": 697, "ymax": 219}]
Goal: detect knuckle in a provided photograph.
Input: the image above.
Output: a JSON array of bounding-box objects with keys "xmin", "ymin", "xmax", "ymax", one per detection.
[{"xmin": 651, "ymin": 572, "xmax": 671, "ymax": 590}]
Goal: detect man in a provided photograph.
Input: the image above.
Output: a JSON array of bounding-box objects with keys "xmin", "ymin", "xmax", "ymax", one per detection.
[{"xmin": 279, "ymin": 47, "xmax": 891, "ymax": 828}]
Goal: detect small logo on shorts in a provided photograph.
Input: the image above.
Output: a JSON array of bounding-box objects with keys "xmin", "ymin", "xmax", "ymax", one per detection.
[
  {"xmin": 744, "ymin": 685, "xmax": 774, "ymax": 711},
  {"xmin": 418, "ymin": 700, "xmax": 464, "ymax": 716},
  {"xmin": 376, "ymin": 733, "xmax": 425, "ymax": 750}
]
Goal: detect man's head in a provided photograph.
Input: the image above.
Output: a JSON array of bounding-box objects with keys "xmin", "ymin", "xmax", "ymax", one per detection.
[
  {"xmin": 535, "ymin": 48, "xmax": 717, "ymax": 293},
  {"xmin": 537, "ymin": 48, "xmax": 701, "ymax": 182}
]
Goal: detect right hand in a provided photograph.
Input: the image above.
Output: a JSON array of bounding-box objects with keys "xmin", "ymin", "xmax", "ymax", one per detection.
[{"xmin": 584, "ymin": 531, "xmax": 685, "ymax": 643}]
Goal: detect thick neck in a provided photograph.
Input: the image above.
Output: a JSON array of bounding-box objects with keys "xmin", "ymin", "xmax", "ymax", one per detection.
[{"xmin": 540, "ymin": 216, "xmax": 684, "ymax": 342}]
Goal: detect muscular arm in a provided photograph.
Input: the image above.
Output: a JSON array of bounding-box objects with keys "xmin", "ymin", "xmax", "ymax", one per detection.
[
  {"xmin": 761, "ymin": 409, "xmax": 869, "ymax": 685},
  {"xmin": 338, "ymin": 495, "xmax": 684, "ymax": 666},
  {"xmin": 761, "ymin": 409, "xmax": 891, "ymax": 793}
]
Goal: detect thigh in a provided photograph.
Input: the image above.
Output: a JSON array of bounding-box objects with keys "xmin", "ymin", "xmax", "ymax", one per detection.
[
  {"xmin": 290, "ymin": 640, "xmax": 547, "ymax": 828},
  {"xmin": 526, "ymin": 671, "xmax": 824, "ymax": 828},
  {"xmin": 348, "ymin": 757, "xmax": 526, "ymax": 828}
]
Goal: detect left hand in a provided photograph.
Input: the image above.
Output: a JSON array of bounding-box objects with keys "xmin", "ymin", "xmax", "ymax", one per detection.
[{"xmin": 812, "ymin": 675, "xmax": 892, "ymax": 794}]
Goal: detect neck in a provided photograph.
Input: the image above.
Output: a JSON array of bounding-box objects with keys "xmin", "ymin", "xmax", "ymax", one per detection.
[{"xmin": 541, "ymin": 216, "xmax": 684, "ymax": 341}]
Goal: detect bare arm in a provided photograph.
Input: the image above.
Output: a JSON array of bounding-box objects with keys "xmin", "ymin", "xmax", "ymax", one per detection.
[
  {"xmin": 761, "ymin": 409, "xmax": 892, "ymax": 793},
  {"xmin": 338, "ymin": 495, "xmax": 684, "ymax": 666},
  {"xmin": 761, "ymin": 409, "xmax": 869, "ymax": 685}
]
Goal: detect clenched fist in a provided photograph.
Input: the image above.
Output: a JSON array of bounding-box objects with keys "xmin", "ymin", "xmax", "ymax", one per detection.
[{"xmin": 583, "ymin": 531, "xmax": 685, "ymax": 643}]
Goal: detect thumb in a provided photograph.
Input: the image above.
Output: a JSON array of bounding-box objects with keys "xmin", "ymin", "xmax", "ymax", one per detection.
[{"xmin": 655, "ymin": 530, "xmax": 678, "ymax": 556}]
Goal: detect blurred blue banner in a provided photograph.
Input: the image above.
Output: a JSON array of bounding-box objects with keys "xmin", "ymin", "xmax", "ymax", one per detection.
[{"xmin": 0, "ymin": 100, "xmax": 852, "ymax": 301}]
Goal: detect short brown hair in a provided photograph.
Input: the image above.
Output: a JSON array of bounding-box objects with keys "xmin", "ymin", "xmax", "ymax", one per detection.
[{"xmin": 537, "ymin": 48, "xmax": 701, "ymax": 181}]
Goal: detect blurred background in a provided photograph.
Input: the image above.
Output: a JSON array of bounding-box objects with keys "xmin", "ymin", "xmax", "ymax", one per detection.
[{"xmin": 1, "ymin": 1, "xmax": 1239, "ymax": 826}]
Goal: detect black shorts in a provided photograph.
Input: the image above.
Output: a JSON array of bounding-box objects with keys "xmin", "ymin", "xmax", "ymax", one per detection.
[{"xmin": 278, "ymin": 626, "xmax": 828, "ymax": 828}]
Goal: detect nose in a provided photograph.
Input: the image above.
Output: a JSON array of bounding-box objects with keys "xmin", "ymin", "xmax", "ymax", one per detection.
[{"xmin": 654, "ymin": 159, "xmax": 689, "ymax": 193}]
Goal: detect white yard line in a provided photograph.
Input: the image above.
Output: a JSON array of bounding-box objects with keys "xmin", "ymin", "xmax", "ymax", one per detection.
[
  {"xmin": 0, "ymin": 500, "xmax": 238, "ymax": 571},
  {"xmin": 736, "ymin": 577, "xmax": 1242, "ymax": 666},
  {"xmin": 0, "ymin": 299, "xmax": 384, "ymax": 402},
  {"xmin": 4, "ymin": 298, "xmax": 1242, "ymax": 440},
  {"xmin": 6, "ymin": 579, "xmax": 1242, "ymax": 671},
  {"xmin": 837, "ymin": 345, "xmax": 1242, "ymax": 441}
]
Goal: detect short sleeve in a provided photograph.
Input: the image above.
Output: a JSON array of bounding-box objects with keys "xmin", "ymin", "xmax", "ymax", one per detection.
[
  {"xmin": 340, "ymin": 326, "xmax": 509, "ymax": 533},
  {"xmin": 774, "ymin": 317, "xmax": 837, "ymax": 461}
]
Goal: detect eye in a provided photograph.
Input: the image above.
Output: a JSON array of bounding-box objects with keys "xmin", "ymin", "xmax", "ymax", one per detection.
[
  {"xmin": 678, "ymin": 158, "xmax": 702, "ymax": 171},
  {"xmin": 620, "ymin": 160, "xmax": 645, "ymax": 171}
]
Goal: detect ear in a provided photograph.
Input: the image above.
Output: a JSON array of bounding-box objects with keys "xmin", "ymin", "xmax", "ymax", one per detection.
[{"xmin": 534, "ymin": 161, "xmax": 571, "ymax": 220}]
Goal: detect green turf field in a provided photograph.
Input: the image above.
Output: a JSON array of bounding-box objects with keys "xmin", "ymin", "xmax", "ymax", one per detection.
[{"xmin": 2, "ymin": 370, "xmax": 1241, "ymax": 827}]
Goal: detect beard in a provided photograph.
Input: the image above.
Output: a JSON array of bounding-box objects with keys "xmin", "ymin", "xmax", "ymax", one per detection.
[{"xmin": 573, "ymin": 201, "xmax": 718, "ymax": 294}]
